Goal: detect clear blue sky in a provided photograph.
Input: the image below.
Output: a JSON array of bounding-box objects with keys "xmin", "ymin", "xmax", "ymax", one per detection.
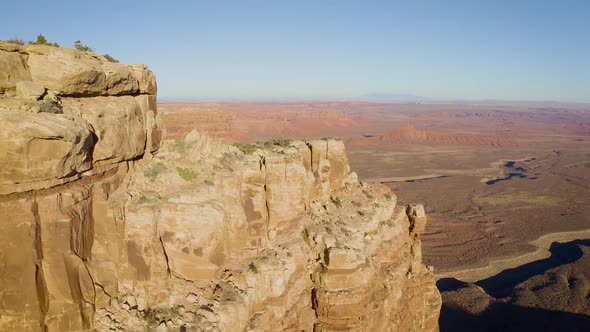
[{"xmin": 2, "ymin": 1, "xmax": 589, "ymax": 102}]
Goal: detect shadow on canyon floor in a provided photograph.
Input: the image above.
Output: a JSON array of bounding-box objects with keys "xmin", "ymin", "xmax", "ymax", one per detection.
[
  {"xmin": 439, "ymin": 301, "xmax": 590, "ymax": 332},
  {"xmin": 476, "ymin": 239, "xmax": 590, "ymax": 298},
  {"xmin": 438, "ymin": 239, "xmax": 590, "ymax": 332}
]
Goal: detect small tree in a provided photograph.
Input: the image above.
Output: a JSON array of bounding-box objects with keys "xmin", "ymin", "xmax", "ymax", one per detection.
[
  {"xmin": 74, "ymin": 40, "xmax": 94, "ymax": 52},
  {"xmin": 34, "ymin": 34, "xmax": 47, "ymax": 45},
  {"xmin": 27, "ymin": 34, "xmax": 59, "ymax": 47}
]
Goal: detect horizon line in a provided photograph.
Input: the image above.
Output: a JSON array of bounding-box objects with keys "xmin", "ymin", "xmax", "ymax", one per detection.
[{"xmin": 157, "ymin": 96, "xmax": 590, "ymax": 106}]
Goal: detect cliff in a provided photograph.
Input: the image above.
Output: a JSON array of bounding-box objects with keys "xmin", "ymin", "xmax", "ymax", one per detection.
[{"xmin": 0, "ymin": 42, "xmax": 440, "ymax": 331}]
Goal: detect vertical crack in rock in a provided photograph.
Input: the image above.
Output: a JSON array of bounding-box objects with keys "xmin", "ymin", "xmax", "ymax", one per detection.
[
  {"xmin": 61, "ymin": 185, "xmax": 95, "ymax": 260},
  {"xmin": 306, "ymin": 141, "xmax": 314, "ymax": 172},
  {"xmin": 261, "ymin": 156, "xmax": 271, "ymax": 240},
  {"xmin": 32, "ymin": 198, "xmax": 44, "ymax": 260},
  {"xmin": 159, "ymin": 236, "xmax": 171, "ymax": 276},
  {"xmin": 32, "ymin": 197, "xmax": 49, "ymax": 329}
]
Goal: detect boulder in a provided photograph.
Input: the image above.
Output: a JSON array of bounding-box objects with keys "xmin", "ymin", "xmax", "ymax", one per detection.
[
  {"xmin": 61, "ymin": 96, "xmax": 147, "ymax": 165},
  {"xmin": 102, "ymin": 61, "xmax": 139, "ymax": 95},
  {"xmin": 129, "ymin": 63, "xmax": 157, "ymax": 94},
  {"xmin": 16, "ymin": 81, "xmax": 45, "ymax": 100},
  {"xmin": 0, "ymin": 50, "xmax": 30, "ymax": 94},
  {"xmin": 0, "ymin": 111, "xmax": 94, "ymax": 194},
  {"xmin": 406, "ymin": 203, "xmax": 427, "ymax": 235},
  {"xmin": 27, "ymin": 45, "xmax": 108, "ymax": 96}
]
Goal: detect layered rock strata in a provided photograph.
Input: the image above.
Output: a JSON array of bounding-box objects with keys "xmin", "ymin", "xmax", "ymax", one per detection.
[{"xmin": 0, "ymin": 42, "xmax": 440, "ymax": 331}]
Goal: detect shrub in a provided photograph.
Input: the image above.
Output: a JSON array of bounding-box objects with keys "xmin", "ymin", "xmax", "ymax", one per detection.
[
  {"xmin": 32, "ymin": 34, "xmax": 47, "ymax": 45},
  {"xmin": 5, "ymin": 38, "xmax": 24, "ymax": 45},
  {"xmin": 331, "ymin": 196, "xmax": 342, "ymax": 208},
  {"xmin": 173, "ymin": 139, "xmax": 195, "ymax": 154},
  {"xmin": 273, "ymin": 138, "xmax": 292, "ymax": 148},
  {"xmin": 248, "ymin": 262, "xmax": 258, "ymax": 274},
  {"xmin": 103, "ymin": 53, "xmax": 119, "ymax": 63},
  {"xmin": 74, "ymin": 40, "xmax": 94, "ymax": 52},
  {"xmin": 301, "ymin": 228, "xmax": 310, "ymax": 243},
  {"xmin": 144, "ymin": 162, "xmax": 167, "ymax": 180},
  {"xmin": 176, "ymin": 167, "xmax": 198, "ymax": 181},
  {"xmin": 233, "ymin": 143, "xmax": 257, "ymax": 155},
  {"xmin": 28, "ymin": 34, "xmax": 59, "ymax": 47},
  {"xmin": 257, "ymin": 140, "xmax": 274, "ymax": 149}
]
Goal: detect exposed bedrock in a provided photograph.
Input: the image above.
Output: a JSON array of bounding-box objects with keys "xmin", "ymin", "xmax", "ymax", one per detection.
[{"xmin": 0, "ymin": 42, "xmax": 440, "ymax": 331}]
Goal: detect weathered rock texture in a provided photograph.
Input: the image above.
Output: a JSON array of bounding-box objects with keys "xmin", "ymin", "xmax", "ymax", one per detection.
[{"xmin": 0, "ymin": 42, "xmax": 440, "ymax": 331}]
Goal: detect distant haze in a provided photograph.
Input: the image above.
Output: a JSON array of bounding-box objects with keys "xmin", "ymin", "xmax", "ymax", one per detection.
[{"xmin": 2, "ymin": 1, "xmax": 589, "ymax": 103}]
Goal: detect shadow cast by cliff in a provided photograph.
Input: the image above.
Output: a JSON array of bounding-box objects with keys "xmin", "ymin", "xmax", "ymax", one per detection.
[
  {"xmin": 475, "ymin": 239, "xmax": 590, "ymax": 297},
  {"xmin": 440, "ymin": 300, "xmax": 590, "ymax": 332}
]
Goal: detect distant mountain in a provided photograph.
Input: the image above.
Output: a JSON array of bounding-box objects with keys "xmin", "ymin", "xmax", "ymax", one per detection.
[{"xmin": 357, "ymin": 93, "xmax": 428, "ymax": 102}]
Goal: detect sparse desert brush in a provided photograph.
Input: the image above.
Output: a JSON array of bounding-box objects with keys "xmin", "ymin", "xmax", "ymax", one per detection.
[
  {"xmin": 176, "ymin": 167, "xmax": 198, "ymax": 181},
  {"xmin": 256, "ymin": 140, "xmax": 274, "ymax": 149},
  {"xmin": 103, "ymin": 53, "xmax": 119, "ymax": 63},
  {"xmin": 28, "ymin": 34, "xmax": 59, "ymax": 47},
  {"xmin": 233, "ymin": 143, "xmax": 257, "ymax": 155},
  {"xmin": 301, "ymin": 228, "xmax": 310, "ymax": 243},
  {"xmin": 248, "ymin": 262, "xmax": 259, "ymax": 273},
  {"xmin": 172, "ymin": 139, "xmax": 196, "ymax": 154},
  {"xmin": 144, "ymin": 162, "xmax": 167, "ymax": 180},
  {"xmin": 74, "ymin": 40, "xmax": 94, "ymax": 52},
  {"xmin": 273, "ymin": 138, "xmax": 292, "ymax": 148},
  {"xmin": 4, "ymin": 38, "xmax": 24, "ymax": 45},
  {"xmin": 331, "ymin": 196, "xmax": 342, "ymax": 208}
]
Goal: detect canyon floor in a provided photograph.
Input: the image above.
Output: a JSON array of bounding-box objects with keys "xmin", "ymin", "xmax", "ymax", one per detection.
[{"xmin": 160, "ymin": 100, "xmax": 590, "ymax": 330}]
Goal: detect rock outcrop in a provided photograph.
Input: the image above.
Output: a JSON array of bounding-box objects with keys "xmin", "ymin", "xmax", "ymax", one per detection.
[
  {"xmin": 347, "ymin": 124, "xmax": 519, "ymax": 147},
  {"xmin": 0, "ymin": 42, "xmax": 440, "ymax": 331}
]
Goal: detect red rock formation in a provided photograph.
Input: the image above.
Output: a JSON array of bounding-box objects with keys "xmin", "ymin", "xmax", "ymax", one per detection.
[{"xmin": 348, "ymin": 124, "xmax": 519, "ymax": 147}]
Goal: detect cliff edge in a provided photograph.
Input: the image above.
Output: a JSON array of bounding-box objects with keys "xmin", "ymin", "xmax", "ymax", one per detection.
[{"xmin": 0, "ymin": 42, "xmax": 440, "ymax": 331}]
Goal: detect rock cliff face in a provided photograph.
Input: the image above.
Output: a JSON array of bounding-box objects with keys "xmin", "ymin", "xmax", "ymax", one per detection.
[{"xmin": 0, "ymin": 42, "xmax": 440, "ymax": 331}]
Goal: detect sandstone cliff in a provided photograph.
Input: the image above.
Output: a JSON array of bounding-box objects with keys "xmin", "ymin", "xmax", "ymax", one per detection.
[{"xmin": 0, "ymin": 42, "xmax": 440, "ymax": 331}]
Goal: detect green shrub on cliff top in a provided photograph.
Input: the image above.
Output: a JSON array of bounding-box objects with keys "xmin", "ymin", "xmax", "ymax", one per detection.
[
  {"xmin": 74, "ymin": 40, "xmax": 94, "ymax": 52},
  {"xmin": 176, "ymin": 167, "xmax": 198, "ymax": 181},
  {"xmin": 233, "ymin": 143, "xmax": 257, "ymax": 155},
  {"xmin": 28, "ymin": 34, "xmax": 59, "ymax": 47},
  {"xmin": 273, "ymin": 138, "xmax": 292, "ymax": 148},
  {"xmin": 4, "ymin": 38, "xmax": 24, "ymax": 45}
]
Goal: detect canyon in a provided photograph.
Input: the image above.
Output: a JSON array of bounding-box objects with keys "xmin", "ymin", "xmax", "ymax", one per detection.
[{"xmin": 0, "ymin": 42, "xmax": 441, "ymax": 331}]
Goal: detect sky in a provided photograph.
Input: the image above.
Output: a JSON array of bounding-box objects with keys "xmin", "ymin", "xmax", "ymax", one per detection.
[{"xmin": 2, "ymin": 1, "xmax": 589, "ymax": 102}]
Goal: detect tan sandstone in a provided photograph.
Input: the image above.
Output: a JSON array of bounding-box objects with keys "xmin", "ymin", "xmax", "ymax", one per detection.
[{"xmin": 0, "ymin": 42, "xmax": 440, "ymax": 332}]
